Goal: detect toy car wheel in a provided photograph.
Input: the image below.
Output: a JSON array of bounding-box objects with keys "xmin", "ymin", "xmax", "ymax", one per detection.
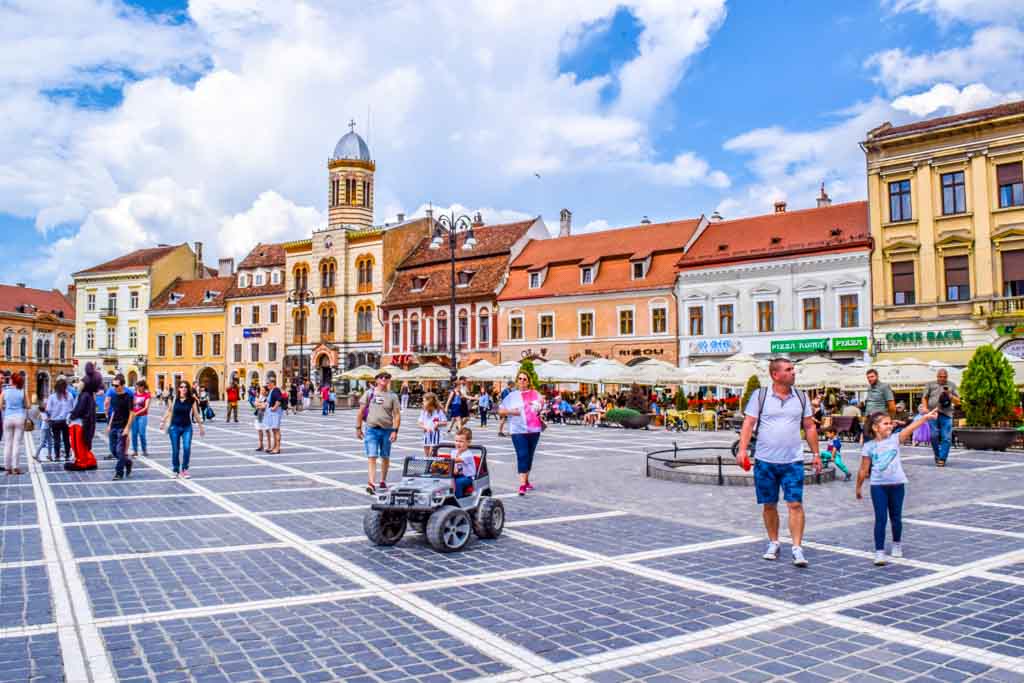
[
  {"xmin": 363, "ymin": 509, "xmax": 407, "ymax": 546},
  {"xmin": 426, "ymin": 506, "xmax": 473, "ymax": 552},
  {"xmin": 473, "ymin": 497, "xmax": 505, "ymax": 539}
]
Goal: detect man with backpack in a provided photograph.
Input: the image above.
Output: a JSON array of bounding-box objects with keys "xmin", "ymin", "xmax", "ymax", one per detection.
[
  {"xmin": 355, "ymin": 371, "xmax": 401, "ymax": 494},
  {"xmin": 735, "ymin": 358, "xmax": 822, "ymax": 567}
]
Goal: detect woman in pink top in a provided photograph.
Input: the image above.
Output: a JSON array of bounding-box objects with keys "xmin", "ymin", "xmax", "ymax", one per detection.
[{"xmin": 498, "ymin": 370, "xmax": 546, "ymax": 496}]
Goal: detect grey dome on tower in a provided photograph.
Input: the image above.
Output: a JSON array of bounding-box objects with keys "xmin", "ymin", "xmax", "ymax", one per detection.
[{"xmin": 332, "ymin": 130, "xmax": 371, "ymax": 161}]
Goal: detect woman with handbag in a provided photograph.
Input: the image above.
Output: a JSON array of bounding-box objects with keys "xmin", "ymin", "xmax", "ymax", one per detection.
[{"xmin": 1, "ymin": 373, "xmax": 27, "ymax": 475}]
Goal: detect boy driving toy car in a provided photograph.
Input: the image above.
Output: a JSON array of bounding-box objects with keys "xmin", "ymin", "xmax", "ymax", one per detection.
[{"xmin": 452, "ymin": 427, "xmax": 477, "ymax": 498}]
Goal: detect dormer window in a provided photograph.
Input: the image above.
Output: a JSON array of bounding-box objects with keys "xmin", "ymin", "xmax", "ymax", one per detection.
[
  {"xmin": 271, "ymin": 270, "xmax": 281, "ymax": 285},
  {"xmin": 718, "ymin": 244, "xmax": 728, "ymax": 251},
  {"xmin": 203, "ymin": 290, "xmax": 219, "ymax": 303},
  {"xmin": 456, "ymin": 271, "xmax": 474, "ymax": 287},
  {"xmin": 238, "ymin": 274, "xmax": 248, "ymax": 288},
  {"xmin": 830, "ymin": 227, "xmax": 843, "ymax": 237},
  {"xmin": 632, "ymin": 262, "xmax": 645, "ymax": 280},
  {"xmin": 254, "ymin": 273, "xmax": 264, "ymax": 286},
  {"xmin": 169, "ymin": 293, "xmax": 184, "ymax": 305},
  {"xmin": 529, "ymin": 272, "xmax": 540, "ymax": 289},
  {"xmin": 580, "ymin": 267, "xmax": 593, "ymax": 284},
  {"xmin": 411, "ymin": 276, "xmax": 429, "ymax": 292},
  {"xmin": 770, "ymin": 236, "xmax": 782, "ymax": 245}
]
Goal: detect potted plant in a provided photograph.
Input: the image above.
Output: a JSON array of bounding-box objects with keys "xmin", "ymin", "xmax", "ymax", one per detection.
[
  {"xmin": 954, "ymin": 345, "xmax": 1020, "ymax": 451},
  {"xmin": 605, "ymin": 407, "xmax": 650, "ymax": 429}
]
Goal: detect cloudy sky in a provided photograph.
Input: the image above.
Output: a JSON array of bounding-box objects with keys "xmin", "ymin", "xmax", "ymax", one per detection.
[{"xmin": 4, "ymin": 0, "xmax": 1023, "ymax": 288}]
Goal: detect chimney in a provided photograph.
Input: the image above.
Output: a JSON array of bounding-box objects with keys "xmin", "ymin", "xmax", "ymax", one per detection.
[
  {"xmin": 816, "ymin": 183, "xmax": 832, "ymax": 208},
  {"xmin": 193, "ymin": 242, "xmax": 204, "ymax": 277},
  {"xmin": 425, "ymin": 207, "xmax": 433, "ymax": 221},
  {"xmin": 559, "ymin": 208, "xmax": 572, "ymax": 237},
  {"xmin": 66, "ymin": 284, "xmax": 76, "ymax": 300},
  {"xmin": 396, "ymin": 212, "xmax": 405, "ymax": 222},
  {"xmin": 709, "ymin": 210, "xmax": 723, "ymax": 223},
  {"xmin": 218, "ymin": 257, "xmax": 234, "ymax": 277},
  {"xmin": 640, "ymin": 215, "xmax": 652, "ymax": 224},
  {"xmin": 773, "ymin": 201, "xmax": 787, "ymax": 214},
  {"xmin": 472, "ymin": 211, "xmax": 484, "ymax": 228}
]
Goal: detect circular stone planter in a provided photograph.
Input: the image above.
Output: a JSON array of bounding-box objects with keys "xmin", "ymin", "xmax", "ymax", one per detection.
[
  {"xmin": 647, "ymin": 455, "xmax": 835, "ymax": 486},
  {"xmin": 954, "ymin": 427, "xmax": 1018, "ymax": 452},
  {"xmin": 618, "ymin": 414, "xmax": 651, "ymax": 429}
]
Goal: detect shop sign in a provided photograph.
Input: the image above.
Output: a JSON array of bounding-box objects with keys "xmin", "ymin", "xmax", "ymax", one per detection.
[
  {"xmin": 885, "ymin": 330, "xmax": 962, "ymax": 345},
  {"xmin": 617, "ymin": 347, "xmax": 666, "ymax": 358},
  {"xmin": 519, "ymin": 348, "xmax": 549, "ymax": 360},
  {"xmin": 243, "ymin": 327, "xmax": 268, "ymax": 339},
  {"xmin": 770, "ymin": 338, "xmax": 829, "ymax": 353},
  {"xmin": 999, "ymin": 324, "xmax": 1024, "ymax": 336},
  {"xmin": 568, "ymin": 349, "xmax": 606, "ymax": 363},
  {"xmin": 831, "ymin": 336, "xmax": 868, "ymax": 351},
  {"xmin": 689, "ymin": 339, "xmax": 741, "ymax": 356}
]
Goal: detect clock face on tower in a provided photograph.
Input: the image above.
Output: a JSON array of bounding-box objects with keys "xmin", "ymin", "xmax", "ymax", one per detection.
[{"xmin": 324, "ymin": 236, "xmax": 333, "ymax": 249}]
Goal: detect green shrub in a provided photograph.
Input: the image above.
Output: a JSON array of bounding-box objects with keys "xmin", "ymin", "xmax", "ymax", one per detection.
[
  {"xmin": 740, "ymin": 374, "xmax": 761, "ymax": 412},
  {"xmin": 518, "ymin": 359, "xmax": 540, "ymax": 389},
  {"xmin": 605, "ymin": 408, "xmax": 642, "ymax": 423},
  {"xmin": 960, "ymin": 345, "xmax": 1018, "ymax": 428},
  {"xmin": 674, "ymin": 390, "xmax": 686, "ymax": 411}
]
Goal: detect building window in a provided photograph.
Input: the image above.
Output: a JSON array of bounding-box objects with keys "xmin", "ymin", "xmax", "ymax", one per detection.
[
  {"xmin": 233, "ymin": 306, "xmax": 242, "ymax": 325},
  {"xmin": 410, "ymin": 316, "xmax": 420, "ymax": 348},
  {"xmin": 107, "ymin": 292, "xmax": 117, "ymax": 311},
  {"xmin": 251, "ymin": 343, "xmax": 259, "ymax": 362},
  {"xmin": 331, "ymin": 177, "xmax": 339, "ymax": 206},
  {"xmin": 456, "ymin": 271, "xmax": 474, "ymax": 287},
  {"xmin": 435, "ymin": 313, "xmax": 447, "ymax": 349},
  {"xmin": 539, "ymin": 314, "xmax": 554, "ymax": 339},
  {"xmin": 579, "ymin": 311, "xmax": 594, "ymax": 337},
  {"xmin": 43, "ymin": 339, "xmax": 50, "ymax": 360},
  {"xmin": 294, "ymin": 264, "xmax": 309, "ymax": 291},
  {"xmin": 580, "ymin": 267, "xmax": 593, "ymax": 284},
  {"xmin": 255, "ymin": 273, "xmax": 264, "ymax": 286},
  {"xmin": 528, "ymin": 272, "xmax": 540, "ymax": 289},
  {"xmin": 106, "ymin": 328, "xmax": 115, "ymax": 349},
  {"xmin": 212, "ymin": 333, "xmax": 222, "ymax": 356},
  {"xmin": 268, "ymin": 342, "xmax": 277, "ymax": 362},
  {"xmin": 458, "ymin": 312, "xmax": 468, "ymax": 346},
  {"xmin": 944, "ymin": 255, "xmax": 970, "ymax": 301},
  {"xmin": 757, "ymin": 301, "xmax": 775, "ymax": 333},
  {"xmin": 346, "ymin": 177, "xmax": 357, "ymax": 205},
  {"xmin": 129, "ymin": 291, "xmax": 139, "ymax": 309},
  {"xmin": 362, "ymin": 180, "xmax": 371, "ymax": 208},
  {"xmin": 892, "ymin": 260, "xmax": 916, "ymax": 305},
  {"xmin": 35, "ymin": 339, "xmax": 42, "ymax": 360},
  {"xmin": 128, "ymin": 326, "xmax": 138, "ymax": 349},
  {"xmin": 509, "ymin": 315, "xmax": 523, "ymax": 340},
  {"xmin": 357, "ymin": 258, "xmax": 374, "ymax": 290},
  {"xmin": 889, "ymin": 179, "xmax": 912, "ymax": 222},
  {"xmin": 174, "ymin": 334, "xmax": 183, "ymax": 357},
  {"xmin": 619, "ymin": 309, "xmax": 634, "ymax": 336},
  {"xmin": 320, "ymin": 306, "xmax": 336, "ymax": 335},
  {"xmin": 479, "ymin": 311, "xmax": 490, "ymax": 345},
  {"xmin": 356, "ymin": 304, "xmax": 373, "ymax": 338},
  {"xmin": 272, "ymin": 270, "xmax": 281, "ymax": 285},
  {"xmin": 59, "ymin": 339, "xmax": 66, "ymax": 361},
  {"xmin": 85, "ymin": 329, "xmax": 94, "ymax": 350},
  {"xmin": 998, "ymin": 162, "xmax": 1024, "ymax": 208},
  {"xmin": 320, "ymin": 260, "xmax": 336, "ymax": 289},
  {"xmin": 632, "ymin": 262, "xmax": 645, "ymax": 279},
  {"xmin": 411, "ymin": 276, "xmax": 428, "ymax": 292},
  {"xmin": 391, "ymin": 319, "xmax": 401, "ymax": 349},
  {"xmin": 941, "ymin": 171, "xmax": 966, "ymax": 215},
  {"xmin": 87, "ymin": 294, "xmax": 96, "ymax": 312},
  {"xmin": 803, "ymin": 297, "xmax": 821, "ymax": 330},
  {"xmin": 652, "ymin": 307, "xmax": 667, "ymax": 334},
  {"xmin": 840, "ymin": 295, "xmax": 859, "ymax": 328},
  {"xmin": 719, "ymin": 304, "xmax": 734, "ymax": 334},
  {"xmin": 269, "ymin": 304, "xmax": 278, "ymax": 323},
  {"xmin": 251, "ymin": 305, "xmax": 260, "ymax": 324},
  {"xmin": 239, "ymin": 274, "xmax": 248, "ymax": 288},
  {"xmin": 194, "ymin": 333, "xmax": 204, "ymax": 356},
  {"xmin": 233, "ymin": 343, "xmax": 242, "ymax": 363},
  {"xmin": 688, "ymin": 306, "xmax": 703, "ymax": 336},
  {"xmin": 1002, "ymin": 249, "xmax": 1024, "ymax": 296},
  {"xmin": 293, "ymin": 309, "xmax": 307, "ymax": 339}
]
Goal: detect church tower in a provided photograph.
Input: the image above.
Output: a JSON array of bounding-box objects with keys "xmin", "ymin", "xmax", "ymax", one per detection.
[{"xmin": 327, "ymin": 120, "xmax": 374, "ymax": 229}]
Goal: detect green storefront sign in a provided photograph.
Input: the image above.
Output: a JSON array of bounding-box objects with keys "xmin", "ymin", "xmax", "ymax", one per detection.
[
  {"xmin": 831, "ymin": 336, "xmax": 869, "ymax": 351},
  {"xmin": 771, "ymin": 338, "xmax": 829, "ymax": 353},
  {"xmin": 885, "ymin": 330, "xmax": 962, "ymax": 345}
]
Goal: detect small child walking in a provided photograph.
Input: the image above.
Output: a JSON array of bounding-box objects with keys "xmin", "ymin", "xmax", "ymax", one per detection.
[
  {"xmin": 32, "ymin": 403, "xmax": 54, "ymax": 462},
  {"xmin": 824, "ymin": 426, "xmax": 851, "ymax": 481},
  {"xmin": 857, "ymin": 408, "xmax": 938, "ymax": 566},
  {"xmin": 417, "ymin": 392, "xmax": 448, "ymax": 457}
]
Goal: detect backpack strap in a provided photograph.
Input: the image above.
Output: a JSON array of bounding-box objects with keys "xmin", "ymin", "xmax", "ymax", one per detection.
[{"xmin": 752, "ymin": 388, "xmax": 768, "ymax": 443}]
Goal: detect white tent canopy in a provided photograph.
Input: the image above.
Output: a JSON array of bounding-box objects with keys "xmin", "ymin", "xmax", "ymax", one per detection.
[
  {"xmin": 340, "ymin": 365, "xmax": 378, "ymax": 381},
  {"xmin": 685, "ymin": 353, "xmax": 769, "ymax": 388},
  {"xmin": 399, "ymin": 363, "xmax": 451, "ymax": 381},
  {"xmin": 793, "ymin": 356, "xmax": 845, "ymax": 390},
  {"xmin": 458, "ymin": 360, "xmax": 494, "ymax": 380},
  {"xmin": 840, "ymin": 358, "xmax": 937, "ymax": 391}
]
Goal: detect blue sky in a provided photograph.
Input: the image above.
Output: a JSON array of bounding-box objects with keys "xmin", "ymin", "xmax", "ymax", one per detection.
[{"xmin": 3, "ymin": 0, "xmax": 1021, "ymax": 288}]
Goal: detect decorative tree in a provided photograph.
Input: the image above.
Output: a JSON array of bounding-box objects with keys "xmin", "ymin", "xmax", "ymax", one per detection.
[
  {"xmin": 960, "ymin": 345, "xmax": 1018, "ymax": 427},
  {"xmin": 674, "ymin": 388, "xmax": 686, "ymax": 411},
  {"xmin": 740, "ymin": 374, "xmax": 761, "ymax": 412},
  {"xmin": 518, "ymin": 358, "xmax": 540, "ymax": 389}
]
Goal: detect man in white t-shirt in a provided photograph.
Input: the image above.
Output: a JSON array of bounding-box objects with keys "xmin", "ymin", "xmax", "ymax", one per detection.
[{"xmin": 735, "ymin": 358, "xmax": 822, "ymax": 567}]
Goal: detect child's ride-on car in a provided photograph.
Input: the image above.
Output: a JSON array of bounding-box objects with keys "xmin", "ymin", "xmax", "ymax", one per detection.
[{"xmin": 363, "ymin": 443, "xmax": 505, "ymax": 552}]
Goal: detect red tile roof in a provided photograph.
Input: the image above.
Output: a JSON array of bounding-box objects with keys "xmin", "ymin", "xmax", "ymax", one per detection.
[
  {"xmin": 498, "ymin": 217, "xmax": 702, "ymax": 301},
  {"xmin": 400, "ymin": 219, "xmax": 537, "ymax": 268},
  {"xmin": 0, "ymin": 285, "xmax": 75, "ymax": 320},
  {"xmin": 867, "ymin": 99, "xmax": 1024, "ymax": 141},
  {"xmin": 238, "ymin": 242, "xmax": 287, "ymax": 269},
  {"xmin": 73, "ymin": 244, "xmax": 184, "ymax": 276},
  {"xmin": 384, "ymin": 256, "xmax": 510, "ymax": 308},
  {"xmin": 676, "ymin": 201, "xmax": 870, "ymax": 270},
  {"xmin": 149, "ymin": 277, "xmax": 234, "ymax": 312}
]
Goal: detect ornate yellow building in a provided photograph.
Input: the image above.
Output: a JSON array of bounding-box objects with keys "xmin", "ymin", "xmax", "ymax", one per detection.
[
  {"xmin": 864, "ymin": 100, "xmax": 1024, "ymax": 363},
  {"xmin": 284, "ymin": 123, "xmax": 429, "ymax": 385}
]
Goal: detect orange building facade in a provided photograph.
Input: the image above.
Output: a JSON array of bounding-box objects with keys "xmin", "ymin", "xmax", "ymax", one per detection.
[{"xmin": 0, "ymin": 284, "xmax": 76, "ymax": 401}]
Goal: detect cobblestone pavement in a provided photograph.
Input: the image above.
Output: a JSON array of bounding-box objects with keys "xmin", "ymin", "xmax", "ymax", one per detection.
[{"xmin": 3, "ymin": 403, "xmax": 1024, "ymax": 682}]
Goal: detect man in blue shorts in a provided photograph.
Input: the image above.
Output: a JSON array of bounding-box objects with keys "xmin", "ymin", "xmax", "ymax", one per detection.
[{"xmin": 735, "ymin": 358, "xmax": 822, "ymax": 567}]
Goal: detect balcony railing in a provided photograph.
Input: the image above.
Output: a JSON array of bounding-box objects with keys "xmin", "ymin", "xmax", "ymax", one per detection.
[
  {"xmin": 99, "ymin": 306, "xmax": 117, "ymax": 319},
  {"xmin": 975, "ymin": 296, "xmax": 1024, "ymax": 318},
  {"xmin": 98, "ymin": 347, "xmax": 118, "ymax": 358}
]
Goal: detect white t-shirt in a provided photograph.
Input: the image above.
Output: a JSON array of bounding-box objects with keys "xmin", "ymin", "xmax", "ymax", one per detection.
[
  {"xmin": 453, "ymin": 448, "xmax": 476, "ymax": 479},
  {"xmin": 498, "ymin": 390, "xmax": 544, "ymax": 435},
  {"xmin": 418, "ymin": 409, "xmax": 446, "ymax": 432},
  {"xmin": 861, "ymin": 432, "xmax": 908, "ymax": 486},
  {"xmin": 744, "ymin": 388, "xmax": 812, "ymax": 464}
]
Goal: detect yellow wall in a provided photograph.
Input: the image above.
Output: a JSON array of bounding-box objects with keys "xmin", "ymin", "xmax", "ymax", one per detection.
[
  {"xmin": 147, "ymin": 308, "xmax": 226, "ymax": 395},
  {"xmin": 150, "ymin": 245, "xmax": 199, "ymax": 305}
]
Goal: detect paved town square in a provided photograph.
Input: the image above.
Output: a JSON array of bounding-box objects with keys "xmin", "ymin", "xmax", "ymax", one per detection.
[{"xmin": 3, "ymin": 406, "xmax": 1023, "ymax": 682}]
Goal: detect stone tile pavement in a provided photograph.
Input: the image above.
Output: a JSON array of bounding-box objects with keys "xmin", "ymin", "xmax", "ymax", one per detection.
[{"xmin": 0, "ymin": 402, "xmax": 1022, "ymax": 681}]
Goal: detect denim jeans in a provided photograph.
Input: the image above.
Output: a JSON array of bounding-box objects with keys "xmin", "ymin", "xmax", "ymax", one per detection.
[
  {"xmin": 511, "ymin": 432, "xmax": 541, "ymax": 474},
  {"xmin": 479, "ymin": 407, "xmax": 488, "ymax": 427},
  {"xmin": 363, "ymin": 427, "xmax": 394, "ymax": 459},
  {"xmin": 930, "ymin": 413, "xmax": 953, "ymax": 463},
  {"xmin": 322, "ymin": 400, "xmax": 329, "ymax": 416},
  {"xmin": 168, "ymin": 424, "xmax": 193, "ymax": 473},
  {"xmin": 109, "ymin": 426, "xmax": 129, "ymax": 476},
  {"xmin": 454, "ymin": 474, "xmax": 473, "ymax": 497},
  {"xmin": 870, "ymin": 484, "xmax": 905, "ymax": 550},
  {"xmin": 130, "ymin": 415, "xmax": 148, "ymax": 454}
]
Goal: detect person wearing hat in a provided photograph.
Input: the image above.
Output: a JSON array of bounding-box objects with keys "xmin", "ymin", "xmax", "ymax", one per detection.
[{"xmin": 355, "ymin": 371, "xmax": 401, "ymax": 494}]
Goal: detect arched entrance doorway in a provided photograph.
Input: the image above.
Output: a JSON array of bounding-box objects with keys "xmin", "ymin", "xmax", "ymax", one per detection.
[
  {"xmin": 317, "ymin": 355, "xmax": 332, "ymax": 387},
  {"xmin": 248, "ymin": 371, "xmax": 260, "ymax": 387},
  {"xmin": 35, "ymin": 371, "xmax": 49, "ymax": 401},
  {"xmin": 197, "ymin": 367, "xmax": 220, "ymax": 400}
]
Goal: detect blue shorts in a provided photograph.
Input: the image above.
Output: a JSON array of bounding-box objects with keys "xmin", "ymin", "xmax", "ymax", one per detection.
[
  {"xmin": 364, "ymin": 427, "xmax": 394, "ymax": 459},
  {"xmin": 754, "ymin": 460, "xmax": 804, "ymax": 505}
]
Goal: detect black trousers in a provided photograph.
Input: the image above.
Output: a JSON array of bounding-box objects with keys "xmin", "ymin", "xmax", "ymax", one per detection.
[{"xmin": 51, "ymin": 420, "xmax": 71, "ymax": 459}]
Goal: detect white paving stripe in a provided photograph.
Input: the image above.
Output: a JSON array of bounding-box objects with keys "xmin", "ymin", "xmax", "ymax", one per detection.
[
  {"xmin": 59, "ymin": 512, "xmax": 237, "ymax": 528},
  {"xmin": 903, "ymin": 517, "xmax": 1024, "ymax": 539},
  {"xmin": 978, "ymin": 501, "xmax": 1024, "ymax": 510},
  {"xmin": 75, "ymin": 542, "xmax": 292, "ymax": 565},
  {"xmin": 0, "ymin": 623, "xmax": 59, "ymax": 641}
]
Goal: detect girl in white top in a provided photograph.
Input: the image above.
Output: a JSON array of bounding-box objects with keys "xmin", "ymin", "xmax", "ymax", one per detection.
[
  {"xmin": 1, "ymin": 376, "xmax": 27, "ymax": 475},
  {"xmin": 417, "ymin": 392, "xmax": 447, "ymax": 456},
  {"xmin": 856, "ymin": 408, "xmax": 937, "ymax": 566}
]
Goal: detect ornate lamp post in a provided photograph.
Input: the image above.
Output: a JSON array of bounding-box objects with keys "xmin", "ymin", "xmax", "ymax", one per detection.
[
  {"xmin": 429, "ymin": 211, "xmax": 477, "ymax": 385},
  {"xmin": 286, "ymin": 287, "xmax": 317, "ymax": 384}
]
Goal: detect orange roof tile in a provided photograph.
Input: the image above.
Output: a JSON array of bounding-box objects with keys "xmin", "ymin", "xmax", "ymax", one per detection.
[
  {"xmin": 676, "ymin": 201, "xmax": 870, "ymax": 270},
  {"xmin": 384, "ymin": 256, "xmax": 510, "ymax": 308},
  {"xmin": 238, "ymin": 243, "xmax": 287, "ymax": 270},
  {"xmin": 149, "ymin": 276, "xmax": 234, "ymax": 312},
  {"xmin": 868, "ymin": 99, "xmax": 1024, "ymax": 141},
  {"xmin": 74, "ymin": 244, "xmax": 184, "ymax": 276},
  {"xmin": 401, "ymin": 219, "xmax": 536, "ymax": 268},
  {"xmin": 0, "ymin": 284, "xmax": 75, "ymax": 320}
]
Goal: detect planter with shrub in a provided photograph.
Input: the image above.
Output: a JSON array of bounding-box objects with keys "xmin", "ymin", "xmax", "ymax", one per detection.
[
  {"xmin": 604, "ymin": 407, "xmax": 650, "ymax": 429},
  {"xmin": 954, "ymin": 345, "xmax": 1020, "ymax": 451}
]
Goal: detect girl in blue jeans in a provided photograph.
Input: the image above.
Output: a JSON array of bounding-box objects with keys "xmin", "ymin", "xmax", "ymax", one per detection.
[
  {"xmin": 498, "ymin": 371, "xmax": 546, "ymax": 496},
  {"xmin": 159, "ymin": 382, "xmax": 205, "ymax": 478},
  {"xmin": 857, "ymin": 408, "xmax": 937, "ymax": 566}
]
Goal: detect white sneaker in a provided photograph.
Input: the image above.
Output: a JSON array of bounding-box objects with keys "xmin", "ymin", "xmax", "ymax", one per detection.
[
  {"xmin": 890, "ymin": 543, "xmax": 903, "ymax": 558},
  {"xmin": 874, "ymin": 551, "xmax": 888, "ymax": 566},
  {"xmin": 762, "ymin": 541, "xmax": 780, "ymax": 560},
  {"xmin": 791, "ymin": 546, "xmax": 809, "ymax": 567}
]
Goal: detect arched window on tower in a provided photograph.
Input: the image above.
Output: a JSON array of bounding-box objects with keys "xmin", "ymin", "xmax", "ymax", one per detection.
[
  {"xmin": 346, "ymin": 178, "xmax": 358, "ymax": 206},
  {"xmin": 362, "ymin": 180, "xmax": 370, "ymax": 208},
  {"xmin": 331, "ymin": 177, "xmax": 340, "ymax": 207}
]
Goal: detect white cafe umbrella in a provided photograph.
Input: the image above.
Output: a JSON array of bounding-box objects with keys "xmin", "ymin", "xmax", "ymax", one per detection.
[
  {"xmin": 624, "ymin": 360, "xmax": 689, "ymax": 385},
  {"xmin": 534, "ymin": 360, "xmax": 580, "ymax": 383},
  {"xmin": 794, "ymin": 356, "xmax": 844, "ymax": 390},
  {"xmin": 475, "ymin": 361, "xmax": 523, "ymax": 382},
  {"xmin": 340, "ymin": 365, "xmax": 378, "ymax": 381},
  {"xmin": 571, "ymin": 358, "xmax": 636, "ymax": 384},
  {"xmin": 688, "ymin": 353, "xmax": 769, "ymax": 388},
  {"xmin": 402, "ymin": 363, "xmax": 453, "ymax": 382},
  {"xmin": 841, "ymin": 358, "xmax": 936, "ymax": 391},
  {"xmin": 458, "ymin": 360, "xmax": 494, "ymax": 380}
]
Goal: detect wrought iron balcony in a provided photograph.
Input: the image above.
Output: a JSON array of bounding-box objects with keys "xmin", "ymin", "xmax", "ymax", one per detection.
[
  {"xmin": 99, "ymin": 306, "xmax": 118, "ymax": 320},
  {"xmin": 975, "ymin": 296, "xmax": 1024, "ymax": 318}
]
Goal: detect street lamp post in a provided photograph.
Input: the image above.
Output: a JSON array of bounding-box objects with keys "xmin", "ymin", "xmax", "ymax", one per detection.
[
  {"xmin": 429, "ymin": 211, "xmax": 477, "ymax": 386},
  {"xmin": 286, "ymin": 287, "xmax": 317, "ymax": 384}
]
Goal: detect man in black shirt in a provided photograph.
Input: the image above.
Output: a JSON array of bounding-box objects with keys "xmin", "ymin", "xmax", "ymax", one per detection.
[{"xmin": 106, "ymin": 374, "xmax": 136, "ymax": 480}]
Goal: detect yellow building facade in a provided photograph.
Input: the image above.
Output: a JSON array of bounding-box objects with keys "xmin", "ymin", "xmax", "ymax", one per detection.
[
  {"xmin": 146, "ymin": 277, "xmax": 233, "ymax": 398},
  {"xmin": 864, "ymin": 101, "xmax": 1024, "ymax": 363}
]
